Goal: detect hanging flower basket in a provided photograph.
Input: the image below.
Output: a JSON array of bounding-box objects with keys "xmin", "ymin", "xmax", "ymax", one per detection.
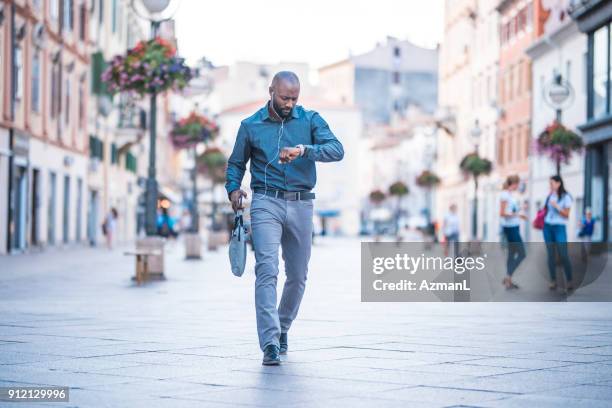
[
  {"xmin": 416, "ymin": 170, "xmax": 440, "ymax": 188},
  {"xmin": 101, "ymin": 37, "xmax": 193, "ymax": 97},
  {"xmin": 197, "ymin": 147, "xmax": 227, "ymax": 184},
  {"xmin": 389, "ymin": 181, "xmax": 409, "ymax": 197},
  {"xmin": 170, "ymin": 112, "xmax": 219, "ymax": 149},
  {"xmin": 535, "ymin": 121, "xmax": 583, "ymax": 166},
  {"xmin": 369, "ymin": 189, "xmax": 386, "ymax": 204},
  {"xmin": 459, "ymin": 153, "xmax": 492, "ymax": 178}
]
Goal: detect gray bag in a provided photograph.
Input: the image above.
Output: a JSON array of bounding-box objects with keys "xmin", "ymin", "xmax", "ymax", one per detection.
[{"xmin": 229, "ymin": 209, "xmax": 249, "ymax": 277}]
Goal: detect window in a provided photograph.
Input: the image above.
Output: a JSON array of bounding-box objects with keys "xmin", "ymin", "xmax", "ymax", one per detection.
[
  {"xmin": 62, "ymin": 0, "xmax": 73, "ymax": 32},
  {"xmin": 50, "ymin": 0, "xmax": 59, "ymax": 21},
  {"xmin": 525, "ymin": 123, "xmax": 531, "ymax": 158},
  {"xmin": 393, "ymin": 46, "xmax": 401, "ymax": 58},
  {"xmin": 526, "ymin": 2, "xmax": 533, "ymax": 29},
  {"xmin": 515, "ymin": 126, "xmax": 521, "ymax": 161},
  {"xmin": 508, "ymin": 66, "xmax": 514, "ymax": 101},
  {"xmin": 526, "ymin": 60, "xmax": 532, "ymax": 93},
  {"xmin": 79, "ymin": 3, "xmax": 87, "ymax": 41},
  {"xmin": 111, "ymin": 143, "xmax": 118, "ymax": 164},
  {"xmin": 48, "ymin": 172, "xmax": 56, "ymax": 245},
  {"xmin": 50, "ymin": 61, "xmax": 61, "ymax": 119},
  {"xmin": 517, "ymin": 61, "xmax": 523, "ymax": 97},
  {"xmin": 13, "ymin": 46, "xmax": 23, "ymax": 102},
  {"xmin": 112, "ymin": 0, "xmax": 117, "ymax": 33},
  {"xmin": 78, "ymin": 78, "xmax": 85, "ymax": 129},
  {"xmin": 98, "ymin": 0, "xmax": 104, "ymax": 24},
  {"xmin": 518, "ymin": 7, "xmax": 527, "ymax": 32},
  {"xmin": 32, "ymin": 52, "xmax": 41, "ymax": 112},
  {"xmin": 65, "ymin": 77, "xmax": 71, "ymax": 125},
  {"xmin": 591, "ymin": 24, "xmax": 609, "ymax": 119}
]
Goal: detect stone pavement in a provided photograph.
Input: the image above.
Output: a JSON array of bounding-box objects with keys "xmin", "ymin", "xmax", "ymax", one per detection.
[{"xmin": 0, "ymin": 237, "xmax": 612, "ymax": 407}]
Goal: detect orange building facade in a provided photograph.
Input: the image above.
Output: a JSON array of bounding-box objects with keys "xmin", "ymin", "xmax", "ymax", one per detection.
[{"xmin": 496, "ymin": 0, "xmax": 547, "ymax": 181}]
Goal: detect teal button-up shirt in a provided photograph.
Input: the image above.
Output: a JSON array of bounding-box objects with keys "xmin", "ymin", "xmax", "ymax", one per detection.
[{"xmin": 225, "ymin": 104, "xmax": 344, "ymax": 198}]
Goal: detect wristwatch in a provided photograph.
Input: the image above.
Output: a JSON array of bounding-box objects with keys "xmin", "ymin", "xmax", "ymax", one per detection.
[{"xmin": 296, "ymin": 144, "xmax": 306, "ymax": 156}]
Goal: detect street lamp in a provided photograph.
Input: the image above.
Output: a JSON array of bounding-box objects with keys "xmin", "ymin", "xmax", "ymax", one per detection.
[
  {"xmin": 131, "ymin": 0, "xmax": 174, "ymax": 236},
  {"xmin": 470, "ymin": 119, "xmax": 482, "ymax": 240},
  {"xmin": 471, "ymin": 119, "xmax": 482, "ymax": 153}
]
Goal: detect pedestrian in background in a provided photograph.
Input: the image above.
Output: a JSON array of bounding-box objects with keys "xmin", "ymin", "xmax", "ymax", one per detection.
[
  {"xmin": 157, "ymin": 208, "xmax": 177, "ymax": 238},
  {"xmin": 543, "ymin": 175, "xmax": 573, "ymax": 291},
  {"xmin": 578, "ymin": 207, "xmax": 596, "ymax": 261},
  {"xmin": 442, "ymin": 204, "xmax": 460, "ymax": 257},
  {"xmin": 499, "ymin": 175, "xmax": 526, "ymax": 289},
  {"xmin": 102, "ymin": 208, "xmax": 118, "ymax": 250}
]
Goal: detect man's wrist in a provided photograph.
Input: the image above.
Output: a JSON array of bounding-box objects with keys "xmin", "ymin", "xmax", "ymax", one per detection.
[{"xmin": 296, "ymin": 144, "xmax": 305, "ymax": 156}]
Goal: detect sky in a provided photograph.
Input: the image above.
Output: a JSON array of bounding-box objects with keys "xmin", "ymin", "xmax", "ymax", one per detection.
[{"xmin": 174, "ymin": 0, "xmax": 444, "ymax": 68}]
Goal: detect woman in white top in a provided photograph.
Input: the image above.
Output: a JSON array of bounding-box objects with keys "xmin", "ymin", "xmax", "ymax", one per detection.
[
  {"xmin": 499, "ymin": 175, "xmax": 527, "ymax": 289},
  {"xmin": 542, "ymin": 175, "xmax": 573, "ymax": 291}
]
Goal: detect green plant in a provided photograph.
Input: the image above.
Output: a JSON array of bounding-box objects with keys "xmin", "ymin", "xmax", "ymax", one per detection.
[
  {"xmin": 102, "ymin": 37, "xmax": 193, "ymax": 97},
  {"xmin": 416, "ymin": 170, "xmax": 441, "ymax": 188},
  {"xmin": 536, "ymin": 121, "xmax": 583, "ymax": 175},
  {"xmin": 369, "ymin": 189, "xmax": 386, "ymax": 204},
  {"xmin": 459, "ymin": 153, "xmax": 492, "ymax": 178},
  {"xmin": 389, "ymin": 181, "xmax": 409, "ymax": 197}
]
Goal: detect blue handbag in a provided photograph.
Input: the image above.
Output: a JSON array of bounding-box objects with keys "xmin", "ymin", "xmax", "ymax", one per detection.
[{"xmin": 229, "ymin": 209, "xmax": 249, "ymax": 277}]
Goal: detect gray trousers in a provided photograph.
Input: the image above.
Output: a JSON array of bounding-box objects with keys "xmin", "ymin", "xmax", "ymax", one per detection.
[{"xmin": 249, "ymin": 193, "xmax": 313, "ymax": 351}]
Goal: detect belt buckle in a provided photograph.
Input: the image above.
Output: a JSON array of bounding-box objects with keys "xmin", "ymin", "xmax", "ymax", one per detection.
[{"xmin": 284, "ymin": 191, "xmax": 298, "ymax": 200}]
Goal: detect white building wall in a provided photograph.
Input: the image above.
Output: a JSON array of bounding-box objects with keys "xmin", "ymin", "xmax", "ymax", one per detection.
[
  {"xmin": 528, "ymin": 22, "xmax": 587, "ymax": 242},
  {"xmin": 29, "ymin": 138, "xmax": 88, "ymax": 247}
]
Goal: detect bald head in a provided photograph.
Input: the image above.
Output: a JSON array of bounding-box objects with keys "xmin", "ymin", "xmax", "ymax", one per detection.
[
  {"xmin": 269, "ymin": 71, "xmax": 300, "ymax": 119},
  {"xmin": 271, "ymin": 71, "xmax": 300, "ymax": 88}
]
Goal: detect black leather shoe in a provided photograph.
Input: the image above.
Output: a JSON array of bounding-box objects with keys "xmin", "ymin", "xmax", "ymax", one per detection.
[
  {"xmin": 262, "ymin": 345, "xmax": 281, "ymax": 366},
  {"xmin": 279, "ymin": 333, "xmax": 288, "ymax": 355}
]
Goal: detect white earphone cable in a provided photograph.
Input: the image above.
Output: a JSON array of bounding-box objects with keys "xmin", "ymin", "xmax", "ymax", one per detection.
[{"xmin": 263, "ymin": 118, "xmax": 284, "ymax": 198}]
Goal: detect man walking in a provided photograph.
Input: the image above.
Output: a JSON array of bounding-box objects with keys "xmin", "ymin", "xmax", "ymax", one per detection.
[{"xmin": 225, "ymin": 71, "xmax": 344, "ymax": 365}]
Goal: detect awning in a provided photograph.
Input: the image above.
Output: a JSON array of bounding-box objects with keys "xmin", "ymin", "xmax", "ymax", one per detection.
[{"xmin": 316, "ymin": 209, "xmax": 341, "ymax": 217}]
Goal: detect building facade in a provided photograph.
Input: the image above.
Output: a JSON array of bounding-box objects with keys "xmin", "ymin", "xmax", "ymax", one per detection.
[
  {"xmin": 318, "ymin": 37, "xmax": 438, "ymax": 125},
  {"xmin": 0, "ymin": 0, "xmax": 184, "ymax": 254},
  {"xmin": 436, "ymin": 0, "xmax": 480, "ymax": 241},
  {"xmin": 570, "ymin": 0, "xmax": 612, "ymax": 242},
  {"xmin": 526, "ymin": 1, "xmax": 587, "ymax": 242}
]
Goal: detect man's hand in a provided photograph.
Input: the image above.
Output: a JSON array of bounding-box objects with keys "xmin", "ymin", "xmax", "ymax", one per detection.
[
  {"xmin": 230, "ymin": 189, "xmax": 247, "ymax": 212},
  {"xmin": 279, "ymin": 147, "xmax": 302, "ymax": 164}
]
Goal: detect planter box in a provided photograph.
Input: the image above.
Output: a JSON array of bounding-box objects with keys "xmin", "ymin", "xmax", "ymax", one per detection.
[{"xmin": 184, "ymin": 233, "xmax": 202, "ymax": 259}]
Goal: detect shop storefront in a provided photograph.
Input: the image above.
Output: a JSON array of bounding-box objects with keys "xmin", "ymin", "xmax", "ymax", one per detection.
[{"xmin": 571, "ymin": 0, "xmax": 612, "ymax": 242}]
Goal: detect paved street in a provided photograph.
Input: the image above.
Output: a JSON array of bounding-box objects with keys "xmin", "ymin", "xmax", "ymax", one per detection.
[{"xmin": 1, "ymin": 237, "xmax": 612, "ymax": 407}]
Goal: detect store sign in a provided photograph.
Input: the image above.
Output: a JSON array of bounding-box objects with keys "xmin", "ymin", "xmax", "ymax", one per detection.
[{"xmin": 543, "ymin": 77, "xmax": 574, "ymax": 110}]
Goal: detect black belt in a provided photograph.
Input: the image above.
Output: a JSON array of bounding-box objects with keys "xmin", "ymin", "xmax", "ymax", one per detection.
[{"xmin": 254, "ymin": 189, "xmax": 315, "ymax": 200}]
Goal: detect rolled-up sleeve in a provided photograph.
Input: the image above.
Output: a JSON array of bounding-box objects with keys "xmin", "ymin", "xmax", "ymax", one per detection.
[
  {"xmin": 225, "ymin": 122, "xmax": 251, "ymax": 199},
  {"xmin": 304, "ymin": 112, "xmax": 344, "ymax": 162}
]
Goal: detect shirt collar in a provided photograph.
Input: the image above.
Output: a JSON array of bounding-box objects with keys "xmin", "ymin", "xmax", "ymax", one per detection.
[{"xmin": 260, "ymin": 102, "xmax": 299, "ymax": 122}]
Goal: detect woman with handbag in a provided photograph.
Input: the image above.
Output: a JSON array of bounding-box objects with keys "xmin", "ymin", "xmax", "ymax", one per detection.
[
  {"xmin": 541, "ymin": 175, "xmax": 573, "ymax": 291},
  {"xmin": 499, "ymin": 175, "xmax": 527, "ymax": 289}
]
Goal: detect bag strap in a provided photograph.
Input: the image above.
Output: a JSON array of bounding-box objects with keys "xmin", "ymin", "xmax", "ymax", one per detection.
[
  {"xmin": 234, "ymin": 212, "xmax": 243, "ymax": 228},
  {"xmin": 544, "ymin": 194, "xmax": 551, "ymax": 210}
]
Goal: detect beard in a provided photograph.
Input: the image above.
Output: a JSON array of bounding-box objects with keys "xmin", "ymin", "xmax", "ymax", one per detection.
[{"xmin": 272, "ymin": 100, "xmax": 292, "ymax": 118}]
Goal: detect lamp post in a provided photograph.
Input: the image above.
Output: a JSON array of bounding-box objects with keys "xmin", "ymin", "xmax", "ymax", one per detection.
[
  {"xmin": 132, "ymin": 0, "xmax": 171, "ymax": 236},
  {"xmin": 470, "ymin": 120, "xmax": 482, "ymax": 240}
]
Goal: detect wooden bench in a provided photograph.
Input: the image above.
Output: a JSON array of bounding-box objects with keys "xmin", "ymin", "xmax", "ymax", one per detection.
[{"xmin": 124, "ymin": 249, "xmax": 162, "ymax": 284}]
